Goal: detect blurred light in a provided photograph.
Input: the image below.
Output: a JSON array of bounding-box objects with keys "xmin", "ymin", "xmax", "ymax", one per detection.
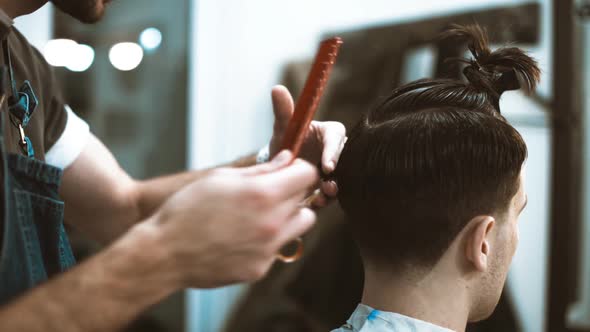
[
  {"xmin": 66, "ymin": 44, "xmax": 95, "ymax": 72},
  {"xmin": 109, "ymin": 42, "xmax": 144, "ymax": 71},
  {"xmin": 43, "ymin": 39, "xmax": 77, "ymax": 67},
  {"xmin": 139, "ymin": 27, "xmax": 162, "ymax": 51}
]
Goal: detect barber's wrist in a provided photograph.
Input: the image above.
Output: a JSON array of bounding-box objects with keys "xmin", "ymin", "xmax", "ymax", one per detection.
[
  {"xmin": 113, "ymin": 219, "xmax": 182, "ymax": 300},
  {"xmin": 139, "ymin": 213, "xmax": 210, "ymax": 290}
]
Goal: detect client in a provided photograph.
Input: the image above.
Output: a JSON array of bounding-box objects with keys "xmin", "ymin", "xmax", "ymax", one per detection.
[{"xmin": 332, "ymin": 24, "xmax": 540, "ymax": 332}]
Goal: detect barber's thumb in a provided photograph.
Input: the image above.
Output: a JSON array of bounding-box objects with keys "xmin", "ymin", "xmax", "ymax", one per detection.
[
  {"xmin": 272, "ymin": 85, "xmax": 294, "ymax": 131},
  {"xmin": 270, "ymin": 150, "xmax": 293, "ymax": 167}
]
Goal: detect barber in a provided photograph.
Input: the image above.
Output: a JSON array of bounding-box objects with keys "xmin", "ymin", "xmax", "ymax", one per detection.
[{"xmin": 0, "ymin": 0, "xmax": 346, "ymax": 330}]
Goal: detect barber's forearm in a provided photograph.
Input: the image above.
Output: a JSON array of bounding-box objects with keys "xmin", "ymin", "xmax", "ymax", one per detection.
[
  {"xmin": 134, "ymin": 168, "xmax": 214, "ymax": 220},
  {"xmin": 62, "ymin": 133, "xmax": 259, "ymax": 244},
  {"xmin": 228, "ymin": 153, "xmax": 257, "ymax": 168},
  {"xmin": 134, "ymin": 153, "xmax": 257, "ymax": 220},
  {"xmin": 0, "ymin": 222, "xmax": 177, "ymax": 332}
]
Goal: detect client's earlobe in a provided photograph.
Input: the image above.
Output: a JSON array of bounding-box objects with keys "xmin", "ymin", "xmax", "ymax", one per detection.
[{"xmin": 465, "ymin": 216, "xmax": 495, "ymax": 272}]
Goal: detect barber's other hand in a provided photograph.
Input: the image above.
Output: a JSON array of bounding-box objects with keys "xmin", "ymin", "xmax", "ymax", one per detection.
[
  {"xmin": 149, "ymin": 151, "xmax": 318, "ymax": 289},
  {"xmin": 268, "ymin": 85, "xmax": 346, "ymax": 208}
]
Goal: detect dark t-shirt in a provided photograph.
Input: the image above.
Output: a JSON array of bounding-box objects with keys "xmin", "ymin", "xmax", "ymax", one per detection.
[
  {"xmin": 0, "ymin": 20, "xmax": 68, "ymax": 235},
  {"xmin": 1, "ymin": 28, "xmax": 68, "ymax": 157}
]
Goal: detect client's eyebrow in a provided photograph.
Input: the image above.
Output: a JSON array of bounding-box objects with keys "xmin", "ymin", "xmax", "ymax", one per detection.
[{"xmin": 519, "ymin": 195, "xmax": 528, "ymax": 213}]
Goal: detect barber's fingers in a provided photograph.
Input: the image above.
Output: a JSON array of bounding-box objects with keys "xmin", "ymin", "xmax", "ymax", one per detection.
[
  {"xmin": 237, "ymin": 150, "xmax": 293, "ymax": 177},
  {"xmin": 321, "ymin": 179, "xmax": 338, "ymax": 198},
  {"xmin": 271, "ymin": 85, "xmax": 295, "ymax": 134},
  {"xmin": 271, "ymin": 207, "xmax": 317, "ymax": 250},
  {"xmin": 309, "ymin": 192, "xmax": 328, "ymax": 209},
  {"xmin": 315, "ymin": 121, "xmax": 347, "ymax": 174},
  {"xmin": 305, "ymin": 181, "xmax": 337, "ymax": 209},
  {"xmin": 257, "ymin": 159, "xmax": 319, "ymax": 201}
]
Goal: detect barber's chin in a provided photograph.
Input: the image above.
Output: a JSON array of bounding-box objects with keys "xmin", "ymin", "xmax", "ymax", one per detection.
[
  {"xmin": 77, "ymin": 12, "xmax": 104, "ymax": 24},
  {"xmin": 75, "ymin": 5, "xmax": 107, "ymax": 24}
]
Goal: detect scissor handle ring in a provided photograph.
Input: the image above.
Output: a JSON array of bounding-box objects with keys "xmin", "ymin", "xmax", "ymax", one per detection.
[{"xmin": 276, "ymin": 237, "xmax": 304, "ymax": 263}]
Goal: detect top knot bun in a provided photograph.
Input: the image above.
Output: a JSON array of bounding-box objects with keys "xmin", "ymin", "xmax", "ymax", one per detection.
[{"xmin": 441, "ymin": 24, "xmax": 541, "ymax": 110}]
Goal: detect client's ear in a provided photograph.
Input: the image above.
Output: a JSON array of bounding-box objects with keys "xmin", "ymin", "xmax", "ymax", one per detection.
[{"xmin": 464, "ymin": 216, "xmax": 496, "ymax": 272}]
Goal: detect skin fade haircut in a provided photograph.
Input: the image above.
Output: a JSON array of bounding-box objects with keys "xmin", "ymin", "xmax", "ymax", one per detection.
[{"xmin": 334, "ymin": 24, "xmax": 540, "ymax": 270}]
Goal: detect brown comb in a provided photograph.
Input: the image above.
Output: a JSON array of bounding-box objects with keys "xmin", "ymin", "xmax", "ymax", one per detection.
[
  {"xmin": 280, "ymin": 37, "xmax": 343, "ymax": 159},
  {"xmin": 276, "ymin": 37, "xmax": 342, "ymax": 264}
]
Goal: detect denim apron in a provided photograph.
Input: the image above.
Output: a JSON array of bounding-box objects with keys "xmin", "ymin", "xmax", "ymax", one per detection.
[{"xmin": 0, "ymin": 80, "xmax": 76, "ymax": 305}]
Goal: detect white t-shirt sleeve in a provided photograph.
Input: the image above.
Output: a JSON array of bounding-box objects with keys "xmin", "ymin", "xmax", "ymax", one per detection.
[{"xmin": 45, "ymin": 105, "xmax": 90, "ymax": 169}]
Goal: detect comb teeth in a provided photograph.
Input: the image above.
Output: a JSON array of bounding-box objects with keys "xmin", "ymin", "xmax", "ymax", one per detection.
[{"xmin": 280, "ymin": 37, "xmax": 343, "ymax": 157}]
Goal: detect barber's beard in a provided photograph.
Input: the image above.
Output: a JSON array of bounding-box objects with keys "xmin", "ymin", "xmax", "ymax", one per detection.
[{"xmin": 50, "ymin": 0, "xmax": 108, "ymax": 24}]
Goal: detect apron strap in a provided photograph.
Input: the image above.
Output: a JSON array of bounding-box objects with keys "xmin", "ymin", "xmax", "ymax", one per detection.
[
  {"xmin": 2, "ymin": 38, "xmax": 16, "ymax": 103},
  {"xmin": 0, "ymin": 37, "xmax": 36, "ymax": 158}
]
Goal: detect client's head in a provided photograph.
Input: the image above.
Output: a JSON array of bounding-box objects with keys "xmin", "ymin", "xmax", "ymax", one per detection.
[{"xmin": 335, "ymin": 24, "xmax": 540, "ymax": 322}]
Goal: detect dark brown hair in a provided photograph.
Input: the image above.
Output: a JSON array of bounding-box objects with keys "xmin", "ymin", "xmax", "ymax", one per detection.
[{"xmin": 334, "ymin": 24, "xmax": 540, "ymax": 269}]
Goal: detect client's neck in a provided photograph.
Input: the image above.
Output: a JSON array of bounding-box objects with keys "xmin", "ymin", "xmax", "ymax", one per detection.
[{"xmin": 362, "ymin": 262, "xmax": 469, "ymax": 332}]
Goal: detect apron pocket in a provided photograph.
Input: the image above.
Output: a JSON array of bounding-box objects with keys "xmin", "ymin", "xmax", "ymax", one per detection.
[{"xmin": 13, "ymin": 189, "xmax": 74, "ymax": 279}]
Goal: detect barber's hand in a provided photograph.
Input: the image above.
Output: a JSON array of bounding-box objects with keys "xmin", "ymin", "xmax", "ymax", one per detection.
[
  {"xmin": 150, "ymin": 151, "xmax": 318, "ymax": 289},
  {"xmin": 268, "ymin": 85, "xmax": 346, "ymax": 208}
]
